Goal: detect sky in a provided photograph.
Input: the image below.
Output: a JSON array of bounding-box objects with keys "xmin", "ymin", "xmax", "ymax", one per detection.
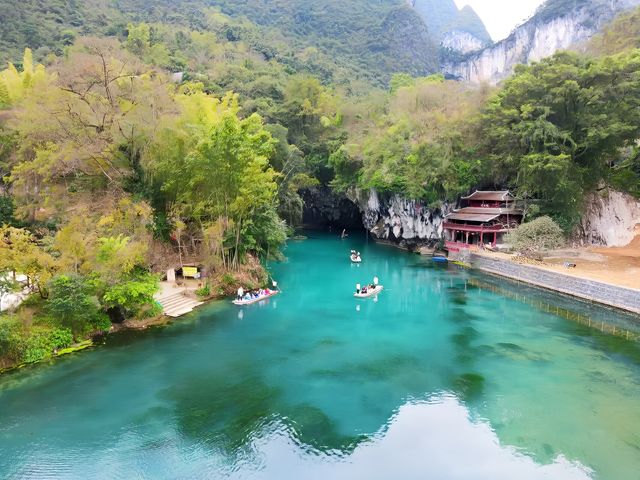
[{"xmin": 454, "ymin": 0, "xmax": 546, "ymax": 41}]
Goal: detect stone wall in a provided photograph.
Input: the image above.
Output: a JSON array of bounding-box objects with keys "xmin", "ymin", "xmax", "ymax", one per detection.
[{"xmin": 470, "ymin": 253, "xmax": 640, "ymax": 314}]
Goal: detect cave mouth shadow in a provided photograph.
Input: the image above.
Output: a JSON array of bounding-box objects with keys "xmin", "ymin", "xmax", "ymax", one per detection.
[{"xmin": 301, "ymin": 187, "xmax": 366, "ymax": 233}]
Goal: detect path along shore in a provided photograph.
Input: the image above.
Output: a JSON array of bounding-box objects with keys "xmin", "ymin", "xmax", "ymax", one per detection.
[{"xmin": 459, "ymin": 249, "xmax": 640, "ymax": 315}]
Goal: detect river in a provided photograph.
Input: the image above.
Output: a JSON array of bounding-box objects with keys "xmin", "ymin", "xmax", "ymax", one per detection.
[{"xmin": 1, "ymin": 232, "xmax": 639, "ymax": 479}]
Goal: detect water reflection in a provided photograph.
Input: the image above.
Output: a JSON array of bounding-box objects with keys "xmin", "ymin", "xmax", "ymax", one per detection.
[
  {"xmin": 0, "ymin": 232, "xmax": 638, "ymax": 479},
  {"xmin": 224, "ymin": 396, "xmax": 591, "ymax": 480}
]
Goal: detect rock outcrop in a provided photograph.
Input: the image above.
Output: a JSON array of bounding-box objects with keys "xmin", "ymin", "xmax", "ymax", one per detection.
[
  {"xmin": 350, "ymin": 189, "xmax": 451, "ymax": 249},
  {"xmin": 444, "ymin": 0, "xmax": 640, "ymax": 84},
  {"xmin": 441, "ymin": 30, "xmax": 485, "ymax": 55},
  {"xmin": 576, "ymin": 190, "xmax": 640, "ymax": 247},
  {"xmin": 408, "ymin": 0, "xmax": 491, "ymax": 44}
]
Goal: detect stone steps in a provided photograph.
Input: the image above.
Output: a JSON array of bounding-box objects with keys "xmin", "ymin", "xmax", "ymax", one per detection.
[{"xmin": 155, "ymin": 291, "xmax": 204, "ymax": 318}]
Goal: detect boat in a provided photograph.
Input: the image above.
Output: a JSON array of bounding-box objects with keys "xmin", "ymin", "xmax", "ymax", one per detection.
[
  {"xmin": 354, "ymin": 285, "xmax": 383, "ymax": 298},
  {"xmin": 232, "ymin": 291, "xmax": 279, "ymax": 306},
  {"xmin": 433, "ymin": 253, "xmax": 448, "ymax": 263},
  {"xmin": 350, "ymin": 253, "xmax": 362, "ymax": 263}
]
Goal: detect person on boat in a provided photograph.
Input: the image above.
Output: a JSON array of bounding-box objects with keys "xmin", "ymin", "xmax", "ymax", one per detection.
[
  {"xmin": 373, "ymin": 276, "xmax": 379, "ymax": 287},
  {"xmin": 356, "ymin": 283, "xmax": 361, "ymax": 294},
  {"xmin": 362, "ymin": 285, "xmax": 368, "ymax": 294},
  {"xmin": 272, "ymin": 280, "xmax": 278, "ymax": 291},
  {"xmin": 237, "ymin": 287, "xmax": 244, "ymax": 300}
]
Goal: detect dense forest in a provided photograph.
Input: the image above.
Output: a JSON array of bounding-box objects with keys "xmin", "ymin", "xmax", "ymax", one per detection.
[{"xmin": 1, "ymin": 1, "xmax": 639, "ymax": 368}]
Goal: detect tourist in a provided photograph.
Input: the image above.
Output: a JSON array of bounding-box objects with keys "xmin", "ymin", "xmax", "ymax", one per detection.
[
  {"xmin": 237, "ymin": 286, "xmax": 244, "ymax": 300},
  {"xmin": 356, "ymin": 283, "xmax": 361, "ymax": 294},
  {"xmin": 373, "ymin": 276, "xmax": 378, "ymax": 286}
]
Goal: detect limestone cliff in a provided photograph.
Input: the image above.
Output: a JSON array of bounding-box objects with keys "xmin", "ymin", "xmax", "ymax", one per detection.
[
  {"xmin": 408, "ymin": 0, "xmax": 491, "ymax": 44},
  {"xmin": 444, "ymin": 0, "xmax": 640, "ymax": 84},
  {"xmin": 350, "ymin": 189, "xmax": 452, "ymax": 249},
  {"xmin": 577, "ymin": 190, "xmax": 640, "ymax": 247},
  {"xmin": 441, "ymin": 30, "xmax": 485, "ymax": 55}
]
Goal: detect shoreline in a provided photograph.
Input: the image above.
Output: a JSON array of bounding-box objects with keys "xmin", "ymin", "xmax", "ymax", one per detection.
[
  {"xmin": 364, "ymin": 234, "xmax": 640, "ymax": 316},
  {"xmin": 464, "ymin": 251, "xmax": 640, "ymax": 315},
  {"xmin": 0, "ymin": 296, "xmax": 224, "ymax": 375}
]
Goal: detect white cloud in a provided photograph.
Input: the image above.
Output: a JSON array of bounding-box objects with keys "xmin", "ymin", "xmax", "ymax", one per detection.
[{"xmin": 454, "ymin": 0, "xmax": 546, "ymax": 41}]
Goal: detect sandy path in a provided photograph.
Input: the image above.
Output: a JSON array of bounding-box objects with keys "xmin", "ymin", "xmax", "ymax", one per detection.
[{"xmin": 476, "ymin": 236, "xmax": 640, "ymax": 291}]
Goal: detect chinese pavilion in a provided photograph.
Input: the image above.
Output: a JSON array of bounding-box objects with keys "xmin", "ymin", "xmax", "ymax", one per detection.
[{"xmin": 443, "ymin": 190, "xmax": 523, "ymax": 249}]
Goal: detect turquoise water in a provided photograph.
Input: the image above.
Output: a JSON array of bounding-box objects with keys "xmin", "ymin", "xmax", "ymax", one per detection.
[{"xmin": 1, "ymin": 232, "xmax": 639, "ymax": 479}]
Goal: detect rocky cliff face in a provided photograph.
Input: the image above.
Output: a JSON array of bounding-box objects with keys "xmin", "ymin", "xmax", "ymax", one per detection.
[
  {"xmin": 441, "ymin": 30, "xmax": 485, "ymax": 54},
  {"xmin": 576, "ymin": 190, "xmax": 640, "ymax": 247},
  {"xmin": 302, "ymin": 187, "xmax": 450, "ymax": 249},
  {"xmin": 350, "ymin": 189, "xmax": 451, "ymax": 249},
  {"xmin": 444, "ymin": 0, "xmax": 640, "ymax": 84},
  {"xmin": 408, "ymin": 0, "xmax": 491, "ymax": 44}
]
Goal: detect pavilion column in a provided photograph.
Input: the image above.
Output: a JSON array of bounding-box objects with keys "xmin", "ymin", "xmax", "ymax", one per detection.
[
  {"xmin": 465, "ymin": 231, "xmax": 469, "ymax": 244},
  {"xmin": 480, "ymin": 232, "xmax": 484, "ymax": 245},
  {"xmin": 493, "ymin": 232, "xmax": 497, "ymax": 246}
]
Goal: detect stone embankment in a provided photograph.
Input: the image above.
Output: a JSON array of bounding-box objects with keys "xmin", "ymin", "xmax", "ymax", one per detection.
[{"xmin": 469, "ymin": 253, "xmax": 640, "ymax": 314}]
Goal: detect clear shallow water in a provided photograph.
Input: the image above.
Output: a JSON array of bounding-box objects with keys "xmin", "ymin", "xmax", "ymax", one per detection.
[{"xmin": 1, "ymin": 232, "xmax": 639, "ymax": 480}]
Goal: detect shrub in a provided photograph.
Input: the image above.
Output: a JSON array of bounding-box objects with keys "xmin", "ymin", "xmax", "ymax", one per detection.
[
  {"xmin": 195, "ymin": 283, "xmax": 211, "ymax": 298},
  {"xmin": 505, "ymin": 216, "xmax": 565, "ymax": 253},
  {"xmin": 135, "ymin": 301, "xmax": 163, "ymax": 320},
  {"xmin": 0, "ymin": 319, "xmax": 73, "ymax": 365},
  {"xmin": 221, "ymin": 273, "xmax": 235, "ymax": 287}
]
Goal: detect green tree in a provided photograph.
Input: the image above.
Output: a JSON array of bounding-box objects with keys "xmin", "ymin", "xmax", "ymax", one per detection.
[
  {"xmin": 126, "ymin": 23, "xmax": 151, "ymax": 56},
  {"xmin": 101, "ymin": 269, "xmax": 159, "ymax": 318},
  {"xmin": 482, "ymin": 51, "xmax": 640, "ymax": 228},
  {"xmin": 47, "ymin": 275, "xmax": 106, "ymax": 337}
]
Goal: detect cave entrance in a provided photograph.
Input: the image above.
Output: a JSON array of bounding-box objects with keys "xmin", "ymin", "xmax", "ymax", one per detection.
[{"xmin": 300, "ymin": 187, "xmax": 365, "ymax": 232}]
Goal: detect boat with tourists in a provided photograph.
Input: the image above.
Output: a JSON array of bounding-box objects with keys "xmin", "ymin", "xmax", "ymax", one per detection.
[
  {"xmin": 233, "ymin": 281, "xmax": 279, "ymax": 305},
  {"xmin": 350, "ymin": 250, "xmax": 362, "ymax": 263},
  {"xmin": 354, "ymin": 277, "xmax": 382, "ymax": 298},
  {"xmin": 354, "ymin": 285, "xmax": 383, "ymax": 298},
  {"xmin": 233, "ymin": 289, "xmax": 280, "ymax": 305}
]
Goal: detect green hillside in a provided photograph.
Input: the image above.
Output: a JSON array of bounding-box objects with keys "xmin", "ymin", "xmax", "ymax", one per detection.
[{"xmin": 0, "ymin": 0, "xmax": 440, "ymax": 86}]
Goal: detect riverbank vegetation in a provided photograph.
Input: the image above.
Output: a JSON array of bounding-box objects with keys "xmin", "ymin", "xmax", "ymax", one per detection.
[{"xmin": 1, "ymin": 2, "xmax": 640, "ymax": 369}]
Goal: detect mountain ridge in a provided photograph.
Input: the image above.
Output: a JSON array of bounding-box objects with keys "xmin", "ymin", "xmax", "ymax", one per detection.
[{"xmin": 443, "ymin": 0, "xmax": 640, "ymax": 84}]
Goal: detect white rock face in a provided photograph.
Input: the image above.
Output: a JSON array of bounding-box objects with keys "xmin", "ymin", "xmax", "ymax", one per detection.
[
  {"xmin": 441, "ymin": 30, "xmax": 485, "ymax": 54},
  {"xmin": 351, "ymin": 188, "xmax": 451, "ymax": 247},
  {"xmin": 444, "ymin": 0, "xmax": 640, "ymax": 84},
  {"xmin": 578, "ymin": 190, "xmax": 640, "ymax": 247}
]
